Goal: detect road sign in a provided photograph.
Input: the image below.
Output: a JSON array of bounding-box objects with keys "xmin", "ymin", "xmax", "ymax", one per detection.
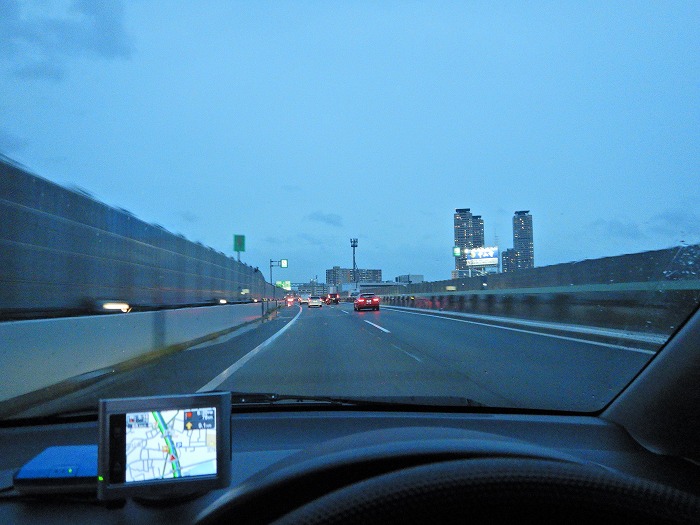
[
  {"xmin": 280, "ymin": 259, "xmax": 288, "ymax": 268},
  {"xmin": 275, "ymin": 280, "xmax": 291, "ymax": 290},
  {"xmin": 453, "ymin": 246, "xmax": 461, "ymax": 257},
  {"xmin": 234, "ymin": 235, "xmax": 245, "ymax": 252}
]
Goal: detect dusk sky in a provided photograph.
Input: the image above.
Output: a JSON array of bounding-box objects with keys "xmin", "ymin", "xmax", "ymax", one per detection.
[{"xmin": 1, "ymin": 1, "xmax": 698, "ymax": 283}]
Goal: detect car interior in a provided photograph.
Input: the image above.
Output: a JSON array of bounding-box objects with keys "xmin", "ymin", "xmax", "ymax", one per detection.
[{"xmin": 0, "ymin": 303, "xmax": 698, "ymax": 524}]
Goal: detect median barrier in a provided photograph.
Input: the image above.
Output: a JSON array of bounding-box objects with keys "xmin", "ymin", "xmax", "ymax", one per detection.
[
  {"xmin": 381, "ymin": 283, "xmax": 700, "ymax": 336},
  {"xmin": 0, "ymin": 302, "xmax": 276, "ymax": 404}
]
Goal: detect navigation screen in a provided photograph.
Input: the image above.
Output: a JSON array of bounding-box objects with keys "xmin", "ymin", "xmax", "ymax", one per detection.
[{"xmin": 124, "ymin": 407, "xmax": 217, "ymax": 482}]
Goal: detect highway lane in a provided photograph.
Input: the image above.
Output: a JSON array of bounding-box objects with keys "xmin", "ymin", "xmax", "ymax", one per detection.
[
  {"xmin": 16, "ymin": 302, "xmax": 655, "ymax": 416},
  {"xmin": 211, "ymin": 302, "xmax": 653, "ymax": 412}
]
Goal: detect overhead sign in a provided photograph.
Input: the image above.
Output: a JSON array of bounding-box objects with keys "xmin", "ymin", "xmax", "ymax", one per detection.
[
  {"xmin": 280, "ymin": 259, "xmax": 288, "ymax": 268},
  {"xmin": 233, "ymin": 235, "xmax": 245, "ymax": 252}
]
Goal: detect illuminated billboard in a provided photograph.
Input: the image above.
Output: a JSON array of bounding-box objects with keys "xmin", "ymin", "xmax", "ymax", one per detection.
[{"xmin": 462, "ymin": 246, "xmax": 499, "ymax": 267}]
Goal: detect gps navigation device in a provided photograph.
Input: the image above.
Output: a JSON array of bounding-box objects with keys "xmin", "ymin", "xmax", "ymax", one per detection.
[{"xmin": 97, "ymin": 392, "xmax": 231, "ymax": 501}]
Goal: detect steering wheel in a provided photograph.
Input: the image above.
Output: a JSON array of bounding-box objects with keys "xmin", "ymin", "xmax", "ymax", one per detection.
[{"xmin": 195, "ymin": 427, "xmax": 700, "ymax": 524}]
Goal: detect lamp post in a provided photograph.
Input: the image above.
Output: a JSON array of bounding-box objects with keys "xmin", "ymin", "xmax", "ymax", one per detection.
[
  {"xmin": 350, "ymin": 238, "xmax": 358, "ymax": 290},
  {"xmin": 269, "ymin": 258, "xmax": 288, "ymax": 300}
]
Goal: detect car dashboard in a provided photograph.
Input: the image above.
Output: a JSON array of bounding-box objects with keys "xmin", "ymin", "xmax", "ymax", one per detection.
[{"xmin": 1, "ymin": 407, "xmax": 699, "ymax": 524}]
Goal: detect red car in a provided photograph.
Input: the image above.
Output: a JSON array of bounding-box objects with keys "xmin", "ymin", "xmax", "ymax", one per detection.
[{"xmin": 354, "ymin": 293, "xmax": 380, "ymax": 311}]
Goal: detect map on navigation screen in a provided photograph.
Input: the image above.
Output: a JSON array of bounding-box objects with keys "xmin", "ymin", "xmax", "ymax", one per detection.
[{"xmin": 124, "ymin": 407, "xmax": 217, "ymax": 482}]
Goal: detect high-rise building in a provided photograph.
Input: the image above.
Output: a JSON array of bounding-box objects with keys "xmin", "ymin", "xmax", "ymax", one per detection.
[
  {"xmin": 501, "ymin": 248, "xmax": 517, "ymax": 273},
  {"xmin": 513, "ymin": 210, "xmax": 534, "ymax": 269},
  {"xmin": 454, "ymin": 208, "xmax": 485, "ymax": 276},
  {"xmin": 472, "ymin": 215, "xmax": 485, "ymax": 247}
]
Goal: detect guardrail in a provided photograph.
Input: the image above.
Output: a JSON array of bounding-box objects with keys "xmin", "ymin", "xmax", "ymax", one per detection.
[
  {"xmin": 0, "ymin": 301, "xmax": 280, "ymax": 410},
  {"xmin": 379, "ymin": 280, "xmax": 700, "ymax": 336}
]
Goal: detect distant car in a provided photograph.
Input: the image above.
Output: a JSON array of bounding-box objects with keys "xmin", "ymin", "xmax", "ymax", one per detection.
[
  {"xmin": 308, "ymin": 296, "xmax": 324, "ymax": 308},
  {"xmin": 285, "ymin": 296, "xmax": 295, "ymax": 307},
  {"xmin": 326, "ymin": 293, "xmax": 340, "ymax": 304},
  {"xmin": 354, "ymin": 293, "xmax": 380, "ymax": 311},
  {"xmin": 299, "ymin": 295, "xmax": 309, "ymax": 305}
]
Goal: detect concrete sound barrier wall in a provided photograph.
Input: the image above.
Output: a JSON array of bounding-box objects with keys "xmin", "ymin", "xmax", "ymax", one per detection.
[{"xmin": 0, "ymin": 302, "xmax": 272, "ymax": 402}]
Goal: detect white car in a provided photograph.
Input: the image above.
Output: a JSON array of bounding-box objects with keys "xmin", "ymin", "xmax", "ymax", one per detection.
[
  {"xmin": 299, "ymin": 295, "xmax": 309, "ymax": 305},
  {"xmin": 307, "ymin": 296, "xmax": 324, "ymax": 308}
]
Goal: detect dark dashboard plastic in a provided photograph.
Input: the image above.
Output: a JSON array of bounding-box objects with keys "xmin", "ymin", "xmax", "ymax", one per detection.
[{"xmin": 1, "ymin": 410, "xmax": 698, "ymax": 523}]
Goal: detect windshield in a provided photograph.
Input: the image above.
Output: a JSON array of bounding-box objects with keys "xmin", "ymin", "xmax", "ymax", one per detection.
[{"xmin": 1, "ymin": 2, "xmax": 699, "ymax": 420}]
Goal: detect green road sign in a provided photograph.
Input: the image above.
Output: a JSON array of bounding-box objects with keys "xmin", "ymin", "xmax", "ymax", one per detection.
[
  {"xmin": 234, "ymin": 235, "xmax": 245, "ymax": 252},
  {"xmin": 275, "ymin": 280, "xmax": 291, "ymax": 290},
  {"xmin": 453, "ymin": 246, "xmax": 461, "ymax": 257}
]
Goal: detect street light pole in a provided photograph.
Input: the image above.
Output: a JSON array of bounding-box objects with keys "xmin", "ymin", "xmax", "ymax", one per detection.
[
  {"xmin": 350, "ymin": 238, "xmax": 358, "ymax": 290},
  {"xmin": 269, "ymin": 259, "xmax": 274, "ymax": 300},
  {"xmin": 269, "ymin": 258, "xmax": 288, "ymax": 301}
]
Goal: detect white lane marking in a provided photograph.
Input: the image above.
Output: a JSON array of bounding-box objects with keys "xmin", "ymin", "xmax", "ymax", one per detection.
[
  {"xmin": 383, "ymin": 308, "xmax": 655, "ymax": 355},
  {"xmin": 341, "ymin": 310, "xmax": 350, "ymax": 314},
  {"xmin": 364, "ymin": 320, "xmax": 390, "ymax": 333},
  {"xmin": 402, "ymin": 350, "xmax": 422, "ymax": 362},
  {"xmin": 197, "ymin": 305, "xmax": 303, "ymax": 392},
  {"xmin": 392, "ymin": 343, "xmax": 422, "ymax": 362},
  {"xmin": 382, "ymin": 306, "xmax": 665, "ymax": 345}
]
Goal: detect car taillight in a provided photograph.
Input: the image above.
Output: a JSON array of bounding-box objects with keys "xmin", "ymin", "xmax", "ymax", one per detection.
[
  {"xmin": 372, "ymin": 297, "xmax": 379, "ymax": 303},
  {"xmin": 358, "ymin": 298, "xmax": 365, "ymax": 303}
]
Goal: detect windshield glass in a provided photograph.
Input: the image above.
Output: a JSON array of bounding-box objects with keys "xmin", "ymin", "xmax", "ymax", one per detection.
[{"xmin": 1, "ymin": 2, "xmax": 699, "ymax": 419}]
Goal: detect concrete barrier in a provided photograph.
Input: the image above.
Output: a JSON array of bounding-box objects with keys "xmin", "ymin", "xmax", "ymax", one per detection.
[
  {"xmin": 379, "ymin": 281, "xmax": 700, "ymax": 337},
  {"xmin": 0, "ymin": 302, "xmax": 276, "ymax": 402}
]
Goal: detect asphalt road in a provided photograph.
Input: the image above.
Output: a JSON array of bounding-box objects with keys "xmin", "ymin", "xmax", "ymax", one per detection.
[
  {"xmin": 207, "ymin": 303, "xmax": 653, "ymax": 411},
  {"xmin": 20, "ymin": 302, "xmax": 655, "ymax": 416}
]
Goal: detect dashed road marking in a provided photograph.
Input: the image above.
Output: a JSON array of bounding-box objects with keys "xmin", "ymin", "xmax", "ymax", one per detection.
[{"xmin": 364, "ymin": 320, "xmax": 390, "ymax": 333}]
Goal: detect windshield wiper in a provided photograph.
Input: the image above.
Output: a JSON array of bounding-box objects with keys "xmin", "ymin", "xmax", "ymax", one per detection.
[
  {"xmin": 229, "ymin": 392, "xmax": 487, "ymax": 409},
  {"xmin": 229, "ymin": 392, "xmax": 358, "ymax": 406}
]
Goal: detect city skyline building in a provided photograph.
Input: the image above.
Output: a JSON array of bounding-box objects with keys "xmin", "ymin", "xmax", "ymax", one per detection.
[
  {"xmin": 295, "ymin": 280, "xmax": 329, "ymax": 296},
  {"xmin": 326, "ymin": 266, "xmax": 382, "ymax": 285},
  {"xmin": 513, "ymin": 210, "xmax": 534, "ymax": 270},
  {"xmin": 394, "ymin": 274, "xmax": 424, "ymax": 284},
  {"xmin": 454, "ymin": 208, "xmax": 485, "ymax": 277},
  {"xmin": 501, "ymin": 248, "xmax": 517, "ymax": 273}
]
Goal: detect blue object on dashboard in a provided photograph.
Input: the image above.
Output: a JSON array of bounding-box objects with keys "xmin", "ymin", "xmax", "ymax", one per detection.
[{"xmin": 13, "ymin": 445, "xmax": 97, "ymax": 494}]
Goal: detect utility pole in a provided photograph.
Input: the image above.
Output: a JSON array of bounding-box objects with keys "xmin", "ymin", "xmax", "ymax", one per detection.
[
  {"xmin": 269, "ymin": 258, "xmax": 288, "ymax": 301},
  {"xmin": 350, "ymin": 238, "xmax": 358, "ymax": 290}
]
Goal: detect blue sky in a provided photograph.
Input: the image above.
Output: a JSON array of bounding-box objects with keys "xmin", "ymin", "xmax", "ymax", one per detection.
[{"xmin": 1, "ymin": 1, "xmax": 698, "ymax": 283}]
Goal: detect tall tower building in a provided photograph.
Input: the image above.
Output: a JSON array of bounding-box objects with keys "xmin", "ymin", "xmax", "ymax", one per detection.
[
  {"xmin": 513, "ymin": 210, "xmax": 534, "ymax": 269},
  {"xmin": 472, "ymin": 215, "xmax": 485, "ymax": 247},
  {"xmin": 501, "ymin": 248, "xmax": 517, "ymax": 273},
  {"xmin": 454, "ymin": 208, "xmax": 485, "ymax": 276}
]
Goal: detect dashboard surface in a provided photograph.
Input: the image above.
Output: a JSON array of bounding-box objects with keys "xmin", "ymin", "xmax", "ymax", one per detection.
[{"xmin": 1, "ymin": 409, "xmax": 699, "ymax": 523}]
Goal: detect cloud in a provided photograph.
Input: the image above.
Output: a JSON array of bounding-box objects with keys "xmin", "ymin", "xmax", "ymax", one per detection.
[
  {"xmin": 306, "ymin": 211, "xmax": 344, "ymax": 227},
  {"xmin": 297, "ymin": 233, "xmax": 325, "ymax": 246},
  {"xmin": 14, "ymin": 59, "xmax": 65, "ymax": 80},
  {"xmin": 590, "ymin": 218, "xmax": 646, "ymax": 241},
  {"xmin": 0, "ymin": 128, "xmax": 28, "ymax": 154},
  {"xmin": 648, "ymin": 211, "xmax": 700, "ymax": 240},
  {"xmin": 0, "ymin": 0, "xmax": 132, "ymax": 81},
  {"xmin": 178, "ymin": 211, "xmax": 200, "ymax": 224},
  {"xmin": 587, "ymin": 210, "xmax": 700, "ymax": 248}
]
